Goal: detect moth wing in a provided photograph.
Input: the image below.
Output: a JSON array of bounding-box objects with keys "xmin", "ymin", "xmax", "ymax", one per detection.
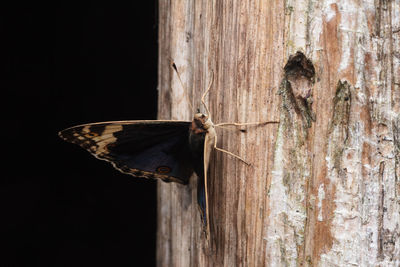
[
  {"xmin": 201, "ymin": 131, "xmax": 214, "ymax": 239},
  {"xmin": 59, "ymin": 120, "xmax": 193, "ymax": 184}
]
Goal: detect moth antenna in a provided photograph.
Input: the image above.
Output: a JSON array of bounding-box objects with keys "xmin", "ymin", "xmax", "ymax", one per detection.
[
  {"xmin": 170, "ymin": 61, "xmax": 194, "ymax": 112},
  {"xmin": 201, "ymin": 70, "xmax": 214, "ymax": 119}
]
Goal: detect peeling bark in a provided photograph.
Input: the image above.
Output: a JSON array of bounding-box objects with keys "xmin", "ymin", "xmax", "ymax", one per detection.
[{"xmin": 157, "ymin": 0, "xmax": 400, "ymax": 266}]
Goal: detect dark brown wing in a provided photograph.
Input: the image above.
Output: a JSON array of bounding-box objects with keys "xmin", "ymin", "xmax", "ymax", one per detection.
[{"xmin": 59, "ymin": 120, "xmax": 193, "ymax": 184}]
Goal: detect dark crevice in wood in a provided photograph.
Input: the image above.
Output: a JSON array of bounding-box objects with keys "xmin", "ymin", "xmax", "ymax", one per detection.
[{"xmin": 279, "ymin": 51, "xmax": 316, "ymax": 130}]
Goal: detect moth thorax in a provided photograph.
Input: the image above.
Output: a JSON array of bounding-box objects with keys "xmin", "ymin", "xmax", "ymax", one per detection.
[{"xmin": 191, "ymin": 113, "xmax": 214, "ymax": 134}]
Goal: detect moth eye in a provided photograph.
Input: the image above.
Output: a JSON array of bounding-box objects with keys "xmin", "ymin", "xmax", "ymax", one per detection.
[{"xmin": 156, "ymin": 166, "xmax": 172, "ymax": 174}]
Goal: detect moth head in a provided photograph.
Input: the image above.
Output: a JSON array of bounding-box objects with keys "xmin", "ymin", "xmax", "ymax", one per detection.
[{"xmin": 193, "ymin": 113, "xmax": 213, "ymax": 131}]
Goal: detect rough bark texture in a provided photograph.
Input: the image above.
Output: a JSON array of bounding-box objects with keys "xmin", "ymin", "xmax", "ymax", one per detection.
[{"xmin": 157, "ymin": 0, "xmax": 400, "ymax": 266}]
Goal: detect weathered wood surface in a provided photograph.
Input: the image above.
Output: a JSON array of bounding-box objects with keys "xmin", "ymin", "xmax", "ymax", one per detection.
[{"xmin": 157, "ymin": 0, "xmax": 400, "ymax": 266}]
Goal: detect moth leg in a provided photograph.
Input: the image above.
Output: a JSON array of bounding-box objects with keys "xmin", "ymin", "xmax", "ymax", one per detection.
[
  {"xmin": 215, "ymin": 121, "xmax": 279, "ymax": 127},
  {"xmin": 213, "ymin": 134, "xmax": 250, "ymax": 165},
  {"xmin": 201, "ymin": 70, "xmax": 214, "ymax": 119}
]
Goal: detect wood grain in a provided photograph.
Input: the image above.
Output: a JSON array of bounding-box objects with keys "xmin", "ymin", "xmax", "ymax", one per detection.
[{"xmin": 157, "ymin": 0, "xmax": 400, "ymax": 266}]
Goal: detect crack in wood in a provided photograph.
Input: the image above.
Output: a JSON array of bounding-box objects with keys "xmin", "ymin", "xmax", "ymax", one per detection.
[{"xmin": 279, "ymin": 51, "xmax": 316, "ymax": 130}]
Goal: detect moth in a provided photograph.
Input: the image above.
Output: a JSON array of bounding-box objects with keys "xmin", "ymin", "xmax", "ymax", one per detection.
[{"xmin": 59, "ymin": 65, "xmax": 278, "ymax": 239}]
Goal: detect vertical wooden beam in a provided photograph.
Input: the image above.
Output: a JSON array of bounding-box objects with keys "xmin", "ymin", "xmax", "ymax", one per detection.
[{"xmin": 157, "ymin": 0, "xmax": 400, "ymax": 266}]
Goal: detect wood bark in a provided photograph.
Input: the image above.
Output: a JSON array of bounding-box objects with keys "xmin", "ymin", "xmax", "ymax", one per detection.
[{"xmin": 157, "ymin": 0, "xmax": 400, "ymax": 266}]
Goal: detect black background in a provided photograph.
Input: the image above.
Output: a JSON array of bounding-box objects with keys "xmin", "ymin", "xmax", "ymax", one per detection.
[{"xmin": 3, "ymin": 1, "xmax": 158, "ymax": 266}]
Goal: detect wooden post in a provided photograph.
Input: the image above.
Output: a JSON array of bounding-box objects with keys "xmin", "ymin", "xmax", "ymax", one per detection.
[{"xmin": 157, "ymin": 0, "xmax": 400, "ymax": 266}]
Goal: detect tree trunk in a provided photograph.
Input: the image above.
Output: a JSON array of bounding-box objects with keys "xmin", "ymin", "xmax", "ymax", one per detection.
[{"xmin": 157, "ymin": 0, "xmax": 400, "ymax": 266}]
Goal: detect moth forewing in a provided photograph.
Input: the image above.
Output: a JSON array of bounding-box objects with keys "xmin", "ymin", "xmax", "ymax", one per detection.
[{"xmin": 203, "ymin": 122, "xmax": 216, "ymax": 240}]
